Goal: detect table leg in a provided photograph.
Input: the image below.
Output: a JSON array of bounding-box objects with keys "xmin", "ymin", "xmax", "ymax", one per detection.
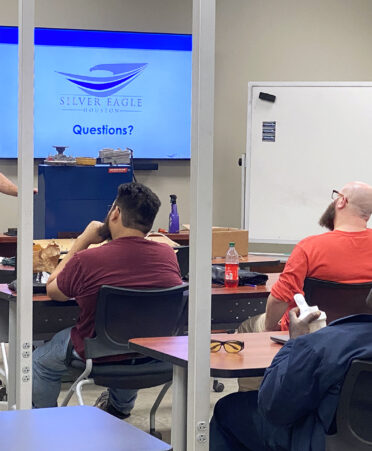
[
  {"xmin": 171, "ymin": 365, "xmax": 187, "ymax": 451},
  {"xmin": 7, "ymin": 301, "xmax": 16, "ymax": 408}
]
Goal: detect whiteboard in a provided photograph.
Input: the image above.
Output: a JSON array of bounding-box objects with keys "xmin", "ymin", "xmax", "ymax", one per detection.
[{"xmin": 244, "ymin": 82, "xmax": 372, "ymax": 244}]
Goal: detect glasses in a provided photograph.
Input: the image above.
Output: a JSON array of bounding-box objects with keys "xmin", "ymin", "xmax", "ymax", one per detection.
[
  {"xmin": 210, "ymin": 340, "xmax": 244, "ymax": 353},
  {"xmin": 107, "ymin": 202, "xmax": 120, "ymax": 214},
  {"xmin": 331, "ymin": 190, "xmax": 346, "ymax": 201}
]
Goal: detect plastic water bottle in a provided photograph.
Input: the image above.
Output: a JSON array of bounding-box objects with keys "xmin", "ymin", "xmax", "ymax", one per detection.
[
  {"xmin": 224, "ymin": 242, "xmax": 239, "ymax": 288},
  {"xmin": 168, "ymin": 194, "xmax": 180, "ymax": 233}
]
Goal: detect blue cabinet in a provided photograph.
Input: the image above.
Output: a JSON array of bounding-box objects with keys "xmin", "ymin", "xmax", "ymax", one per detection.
[{"xmin": 34, "ymin": 164, "xmax": 132, "ymax": 238}]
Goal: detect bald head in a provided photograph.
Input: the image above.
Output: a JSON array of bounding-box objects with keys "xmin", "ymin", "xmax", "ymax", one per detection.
[{"xmin": 340, "ymin": 181, "xmax": 372, "ymax": 221}]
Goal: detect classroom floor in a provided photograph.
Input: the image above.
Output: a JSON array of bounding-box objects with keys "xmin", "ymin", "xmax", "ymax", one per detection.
[
  {"xmin": 0, "ymin": 376, "xmax": 238, "ymax": 444},
  {"xmin": 57, "ymin": 378, "xmax": 238, "ymax": 443}
]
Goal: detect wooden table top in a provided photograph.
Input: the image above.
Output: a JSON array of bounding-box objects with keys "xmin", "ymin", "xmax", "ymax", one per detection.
[
  {"xmin": 0, "ymin": 284, "xmax": 50, "ymax": 302},
  {"xmin": 0, "ymin": 264, "xmax": 15, "ymax": 271},
  {"xmin": 130, "ymin": 331, "xmax": 287, "ymax": 378},
  {"xmin": 0, "ymin": 405, "xmax": 172, "ymax": 451},
  {"xmin": 0, "ymin": 234, "xmax": 17, "ymax": 243},
  {"xmin": 212, "ymin": 254, "xmax": 281, "ymax": 265},
  {"xmin": 164, "ymin": 231, "xmax": 190, "ymax": 245}
]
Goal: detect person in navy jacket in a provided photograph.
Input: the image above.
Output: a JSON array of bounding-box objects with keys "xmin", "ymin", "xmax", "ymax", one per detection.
[{"xmin": 210, "ymin": 305, "xmax": 372, "ymax": 451}]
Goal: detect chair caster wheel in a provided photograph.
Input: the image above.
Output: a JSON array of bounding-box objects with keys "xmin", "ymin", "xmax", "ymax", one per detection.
[
  {"xmin": 213, "ymin": 380, "xmax": 224, "ymax": 392},
  {"xmin": 150, "ymin": 429, "xmax": 162, "ymax": 440}
]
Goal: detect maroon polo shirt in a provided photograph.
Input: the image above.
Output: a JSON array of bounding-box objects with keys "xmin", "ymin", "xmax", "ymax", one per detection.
[{"xmin": 57, "ymin": 236, "xmax": 182, "ymax": 359}]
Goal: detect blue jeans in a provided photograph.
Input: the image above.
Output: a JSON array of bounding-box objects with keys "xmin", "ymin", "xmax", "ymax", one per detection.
[{"xmin": 32, "ymin": 327, "xmax": 138, "ymax": 414}]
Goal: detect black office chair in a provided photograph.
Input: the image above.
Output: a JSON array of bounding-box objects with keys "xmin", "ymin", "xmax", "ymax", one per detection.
[
  {"xmin": 61, "ymin": 284, "xmax": 188, "ymax": 438},
  {"xmin": 174, "ymin": 245, "xmax": 189, "ymax": 280},
  {"xmin": 303, "ymin": 278, "xmax": 372, "ymax": 324},
  {"xmin": 326, "ymin": 360, "xmax": 372, "ymax": 450}
]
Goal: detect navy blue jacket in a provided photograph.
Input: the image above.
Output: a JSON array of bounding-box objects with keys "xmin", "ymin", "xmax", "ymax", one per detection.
[{"xmin": 258, "ymin": 315, "xmax": 372, "ymax": 451}]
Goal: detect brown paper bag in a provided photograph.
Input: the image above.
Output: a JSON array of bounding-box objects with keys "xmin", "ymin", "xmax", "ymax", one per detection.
[{"xmin": 33, "ymin": 242, "xmax": 60, "ymax": 273}]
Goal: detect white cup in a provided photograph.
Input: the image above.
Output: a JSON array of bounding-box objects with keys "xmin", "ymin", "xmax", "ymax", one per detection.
[{"xmin": 299, "ymin": 305, "xmax": 327, "ymax": 333}]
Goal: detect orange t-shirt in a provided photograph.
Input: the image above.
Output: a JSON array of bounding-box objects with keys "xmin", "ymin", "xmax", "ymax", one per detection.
[{"xmin": 271, "ymin": 229, "xmax": 372, "ymax": 330}]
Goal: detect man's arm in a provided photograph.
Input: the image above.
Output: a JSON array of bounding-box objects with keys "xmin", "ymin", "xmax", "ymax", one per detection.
[
  {"xmin": 264, "ymin": 294, "xmax": 288, "ymax": 331},
  {"xmin": 0, "ymin": 172, "xmax": 38, "ymax": 196},
  {"xmin": 0, "ymin": 173, "xmax": 18, "ymax": 197},
  {"xmin": 266, "ymin": 244, "xmax": 309, "ymax": 330},
  {"xmin": 258, "ymin": 308, "xmax": 327, "ymax": 425},
  {"xmin": 46, "ymin": 221, "xmax": 104, "ymax": 301}
]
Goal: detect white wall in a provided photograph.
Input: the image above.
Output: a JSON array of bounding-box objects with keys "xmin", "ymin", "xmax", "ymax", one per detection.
[{"xmin": 2, "ymin": 0, "xmax": 372, "ymax": 245}]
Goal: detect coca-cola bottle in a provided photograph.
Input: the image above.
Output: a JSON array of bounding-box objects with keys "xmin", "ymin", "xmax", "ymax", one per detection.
[{"xmin": 224, "ymin": 242, "xmax": 239, "ymax": 288}]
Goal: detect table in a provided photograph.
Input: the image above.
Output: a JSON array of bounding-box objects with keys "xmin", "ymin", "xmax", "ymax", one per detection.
[
  {"xmin": 129, "ymin": 332, "xmax": 287, "ymax": 450},
  {"xmin": 0, "ymin": 234, "xmax": 17, "ymax": 258},
  {"xmin": 0, "ymin": 284, "xmax": 79, "ymax": 342},
  {"xmin": 0, "ymin": 237, "xmax": 106, "ymax": 260},
  {"xmin": 210, "ymin": 273, "xmax": 279, "ymax": 329},
  {"xmin": 212, "ymin": 254, "xmax": 285, "ymax": 273},
  {"xmin": 0, "ymin": 233, "xmax": 286, "ymax": 277},
  {"xmin": 164, "ymin": 231, "xmax": 190, "ymax": 245},
  {"xmin": 0, "ymin": 273, "xmax": 280, "ymax": 341},
  {"xmin": 0, "ymin": 264, "xmax": 15, "ymax": 284},
  {"xmin": 0, "ymin": 405, "xmax": 172, "ymax": 451}
]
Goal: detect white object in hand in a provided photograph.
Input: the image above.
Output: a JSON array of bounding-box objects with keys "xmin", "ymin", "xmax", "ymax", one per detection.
[{"xmin": 293, "ymin": 293, "xmax": 327, "ymax": 333}]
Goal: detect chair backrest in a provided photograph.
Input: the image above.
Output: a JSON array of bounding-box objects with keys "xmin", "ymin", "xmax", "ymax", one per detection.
[
  {"xmin": 326, "ymin": 360, "xmax": 372, "ymax": 450},
  {"xmin": 175, "ymin": 245, "xmax": 189, "ymax": 279},
  {"xmin": 84, "ymin": 284, "xmax": 188, "ymax": 360},
  {"xmin": 303, "ymin": 278, "xmax": 372, "ymax": 324}
]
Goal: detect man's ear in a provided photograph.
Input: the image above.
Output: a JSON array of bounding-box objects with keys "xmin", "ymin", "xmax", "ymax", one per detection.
[
  {"xmin": 110, "ymin": 205, "xmax": 121, "ymax": 222},
  {"xmin": 336, "ymin": 197, "xmax": 347, "ymax": 209}
]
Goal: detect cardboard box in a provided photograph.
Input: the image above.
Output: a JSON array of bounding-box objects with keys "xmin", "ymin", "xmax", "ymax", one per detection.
[{"xmin": 212, "ymin": 227, "xmax": 248, "ymax": 258}]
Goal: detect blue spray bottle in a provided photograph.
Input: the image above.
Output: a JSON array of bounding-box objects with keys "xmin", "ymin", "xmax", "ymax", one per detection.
[{"xmin": 169, "ymin": 194, "xmax": 180, "ymax": 233}]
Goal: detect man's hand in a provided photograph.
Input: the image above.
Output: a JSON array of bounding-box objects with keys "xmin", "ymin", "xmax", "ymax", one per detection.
[
  {"xmin": 78, "ymin": 221, "xmax": 105, "ymax": 246},
  {"xmin": 47, "ymin": 220, "xmax": 105, "ymax": 289},
  {"xmin": 289, "ymin": 307, "xmax": 321, "ymax": 339}
]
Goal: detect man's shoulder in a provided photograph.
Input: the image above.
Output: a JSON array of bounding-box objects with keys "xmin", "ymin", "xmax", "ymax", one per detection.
[
  {"xmin": 76, "ymin": 237, "xmax": 175, "ymax": 259},
  {"xmin": 76, "ymin": 241, "xmax": 112, "ymax": 258},
  {"xmin": 298, "ymin": 228, "xmax": 372, "ymax": 248},
  {"xmin": 297, "ymin": 231, "xmax": 334, "ymax": 246}
]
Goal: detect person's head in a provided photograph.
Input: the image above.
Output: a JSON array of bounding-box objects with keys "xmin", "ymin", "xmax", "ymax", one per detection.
[
  {"xmin": 319, "ymin": 181, "xmax": 372, "ymax": 231},
  {"xmin": 99, "ymin": 182, "xmax": 161, "ymax": 239}
]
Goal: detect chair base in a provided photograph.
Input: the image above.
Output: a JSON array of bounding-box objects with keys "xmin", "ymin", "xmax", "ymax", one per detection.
[{"xmin": 62, "ymin": 360, "xmax": 173, "ymax": 438}]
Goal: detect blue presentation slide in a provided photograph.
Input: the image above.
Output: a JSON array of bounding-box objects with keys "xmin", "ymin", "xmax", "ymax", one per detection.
[{"xmin": 0, "ymin": 28, "xmax": 192, "ymax": 159}]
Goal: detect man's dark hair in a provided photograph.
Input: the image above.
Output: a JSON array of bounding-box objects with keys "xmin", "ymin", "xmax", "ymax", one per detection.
[{"xmin": 115, "ymin": 182, "xmax": 161, "ymax": 234}]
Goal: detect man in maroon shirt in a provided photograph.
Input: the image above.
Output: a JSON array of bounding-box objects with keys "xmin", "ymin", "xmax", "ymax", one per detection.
[{"xmin": 32, "ymin": 182, "xmax": 182, "ymax": 418}]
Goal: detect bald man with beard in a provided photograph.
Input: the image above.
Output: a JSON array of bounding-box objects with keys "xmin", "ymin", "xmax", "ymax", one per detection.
[{"xmin": 238, "ymin": 181, "xmax": 372, "ymax": 390}]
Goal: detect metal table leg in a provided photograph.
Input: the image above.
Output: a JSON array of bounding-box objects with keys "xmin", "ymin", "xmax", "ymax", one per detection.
[{"xmin": 171, "ymin": 365, "xmax": 187, "ymax": 451}]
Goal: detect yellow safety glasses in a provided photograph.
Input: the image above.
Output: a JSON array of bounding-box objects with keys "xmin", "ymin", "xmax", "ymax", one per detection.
[{"xmin": 210, "ymin": 340, "xmax": 244, "ymax": 353}]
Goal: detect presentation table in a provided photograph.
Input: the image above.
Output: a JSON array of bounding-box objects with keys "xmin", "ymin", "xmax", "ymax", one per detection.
[
  {"xmin": 129, "ymin": 331, "xmax": 287, "ymax": 450},
  {"xmin": 0, "ymin": 405, "xmax": 172, "ymax": 451}
]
